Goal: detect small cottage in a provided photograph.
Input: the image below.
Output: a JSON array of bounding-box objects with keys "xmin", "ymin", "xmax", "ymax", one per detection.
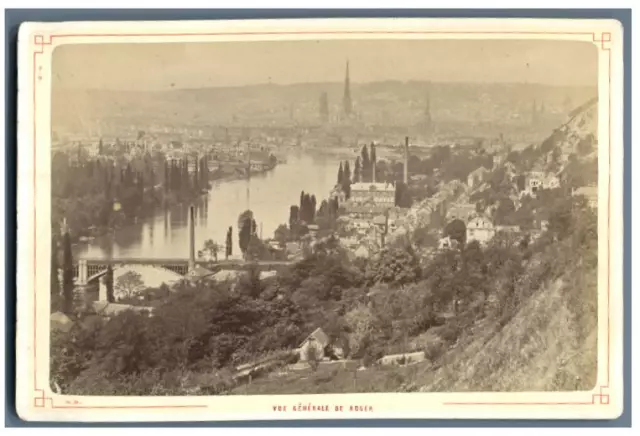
[
  {"xmin": 297, "ymin": 327, "xmax": 330, "ymax": 362},
  {"xmin": 467, "ymin": 166, "xmax": 490, "ymax": 189}
]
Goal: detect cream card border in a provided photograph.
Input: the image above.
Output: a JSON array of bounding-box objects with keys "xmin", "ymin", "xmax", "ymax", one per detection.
[{"xmin": 15, "ymin": 17, "xmax": 625, "ymax": 422}]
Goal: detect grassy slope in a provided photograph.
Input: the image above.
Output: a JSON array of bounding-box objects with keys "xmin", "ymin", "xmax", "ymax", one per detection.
[
  {"xmin": 418, "ymin": 268, "xmax": 597, "ymax": 392},
  {"xmin": 232, "ymin": 240, "xmax": 597, "ymax": 395}
]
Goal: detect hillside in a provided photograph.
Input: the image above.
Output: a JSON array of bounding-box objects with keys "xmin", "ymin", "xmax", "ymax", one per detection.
[
  {"xmin": 52, "ymin": 82, "xmax": 595, "ymax": 136},
  {"xmin": 231, "ymin": 101, "xmax": 600, "ymax": 395},
  {"xmin": 50, "ymin": 99, "xmax": 599, "ymax": 397}
]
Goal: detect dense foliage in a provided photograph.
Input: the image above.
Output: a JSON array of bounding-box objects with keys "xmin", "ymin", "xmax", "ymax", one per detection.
[{"xmin": 52, "ymin": 146, "xmax": 211, "ymax": 242}]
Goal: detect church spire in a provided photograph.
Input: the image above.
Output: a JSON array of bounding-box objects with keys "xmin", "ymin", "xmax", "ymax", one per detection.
[{"xmin": 343, "ymin": 60, "xmax": 352, "ymax": 118}]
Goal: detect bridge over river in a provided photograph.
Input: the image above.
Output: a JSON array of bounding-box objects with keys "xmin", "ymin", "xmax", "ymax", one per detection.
[{"xmin": 73, "ymin": 257, "xmax": 294, "ymax": 285}]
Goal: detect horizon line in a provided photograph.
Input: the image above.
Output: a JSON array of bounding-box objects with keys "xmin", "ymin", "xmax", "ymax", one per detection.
[{"xmin": 54, "ymin": 79, "xmax": 598, "ymax": 93}]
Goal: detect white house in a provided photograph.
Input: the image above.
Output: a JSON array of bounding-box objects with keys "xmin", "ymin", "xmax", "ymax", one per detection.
[
  {"xmin": 467, "ymin": 166, "xmax": 491, "ymax": 189},
  {"xmin": 447, "ymin": 203, "xmax": 477, "ymax": 223},
  {"xmin": 466, "ymin": 215, "xmax": 496, "ymax": 245},
  {"xmin": 297, "ymin": 328, "xmax": 330, "ymax": 362},
  {"xmin": 354, "ymin": 244, "xmax": 371, "ymax": 259},
  {"xmin": 438, "ymin": 235, "xmax": 457, "ymax": 250},
  {"xmin": 377, "ymin": 351, "xmax": 426, "ymax": 366},
  {"xmin": 349, "ymin": 182, "xmax": 396, "ymax": 206}
]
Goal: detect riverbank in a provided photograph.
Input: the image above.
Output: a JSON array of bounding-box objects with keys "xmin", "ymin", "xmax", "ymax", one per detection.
[
  {"xmin": 66, "ymin": 161, "xmax": 279, "ymax": 247},
  {"xmin": 72, "ymin": 152, "xmax": 342, "ymax": 260}
]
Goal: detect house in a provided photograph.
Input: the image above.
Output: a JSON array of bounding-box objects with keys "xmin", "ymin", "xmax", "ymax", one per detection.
[
  {"xmin": 495, "ymin": 225, "xmax": 521, "ymax": 234},
  {"xmin": 467, "ymin": 166, "xmax": 491, "ymax": 189},
  {"xmin": 523, "ymin": 171, "xmax": 561, "ymax": 195},
  {"xmin": 285, "ymin": 242, "xmax": 302, "ymax": 259},
  {"xmin": 438, "ymin": 235, "xmax": 457, "ymax": 250},
  {"xmin": 466, "ymin": 215, "xmax": 496, "ymax": 245},
  {"xmin": 372, "ymin": 214, "xmax": 387, "ymax": 228},
  {"xmin": 354, "ymin": 244, "xmax": 370, "ymax": 259},
  {"xmin": 268, "ymin": 240, "xmax": 281, "ymax": 250},
  {"xmin": 525, "ymin": 171, "xmax": 545, "ymax": 195},
  {"xmin": 503, "ymin": 161, "xmax": 517, "ymax": 180},
  {"xmin": 545, "ymin": 174, "xmax": 561, "ymax": 189},
  {"xmin": 447, "ymin": 203, "xmax": 477, "ymax": 223},
  {"xmin": 307, "ymin": 224, "xmax": 320, "ymax": 238},
  {"xmin": 211, "ymin": 270, "xmax": 243, "ymax": 283},
  {"xmin": 91, "ymin": 301, "xmax": 154, "ymax": 318},
  {"xmin": 298, "ymin": 328, "xmax": 331, "ymax": 362},
  {"xmin": 339, "ymin": 236, "xmax": 359, "ymax": 249},
  {"xmin": 573, "ymin": 186, "xmax": 598, "ymax": 209},
  {"xmin": 377, "ymin": 351, "xmax": 426, "ymax": 366},
  {"xmin": 329, "ymin": 184, "xmax": 347, "ymax": 205},
  {"xmin": 349, "ymin": 182, "xmax": 396, "ymax": 206}
]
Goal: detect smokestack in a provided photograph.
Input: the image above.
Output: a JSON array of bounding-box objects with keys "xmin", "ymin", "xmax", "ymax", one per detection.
[
  {"xmin": 188, "ymin": 205, "xmax": 195, "ymax": 271},
  {"xmin": 403, "ymin": 136, "xmax": 409, "ymax": 185}
]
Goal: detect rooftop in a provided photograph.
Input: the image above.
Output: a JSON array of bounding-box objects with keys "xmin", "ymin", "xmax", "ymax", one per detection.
[{"xmin": 351, "ymin": 182, "xmax": 396, "ymax": 193}]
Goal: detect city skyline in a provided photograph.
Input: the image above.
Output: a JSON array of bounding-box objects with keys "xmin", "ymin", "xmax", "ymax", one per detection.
[{"xmin": 52, "ymin": 39, "xmax": 598, "ymax": 91}]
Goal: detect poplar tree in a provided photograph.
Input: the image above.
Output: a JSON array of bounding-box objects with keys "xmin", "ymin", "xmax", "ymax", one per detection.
[
  {"xmin": 61, "ymin": 231, "xmax": 74, "ymax": 316},
  {"xmin": 105, "ymin": 265, "xmax": 115, "ymax": 303},
  {"xmin": 50, "ymin": 236, "xmax": 60, "ymax": 313}
]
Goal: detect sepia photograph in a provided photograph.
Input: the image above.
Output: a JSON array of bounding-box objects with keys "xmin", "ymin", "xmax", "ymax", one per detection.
[{"xmin": 15, "ymin": 17, "xmax": 625, "ymax": 422}]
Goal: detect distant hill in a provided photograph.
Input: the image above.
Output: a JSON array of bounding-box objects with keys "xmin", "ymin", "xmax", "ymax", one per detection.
[{"xmin": 52, "ymin": 81, "xmax": 596, "ymax": 137}]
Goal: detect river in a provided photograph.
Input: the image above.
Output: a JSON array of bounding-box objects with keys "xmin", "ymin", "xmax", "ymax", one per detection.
[{"xmin": 74, "ymin": 151, "xmax": 344, "ymax": 260}]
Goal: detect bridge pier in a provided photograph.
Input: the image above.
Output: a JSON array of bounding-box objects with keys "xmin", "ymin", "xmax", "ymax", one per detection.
[
  {"xmin": 77, "ymin": 260, "xmax": 88, "ymax": 286},
  {"xmin": 98, "ymin": 276, "xmax": 107, "ymax": 301}
]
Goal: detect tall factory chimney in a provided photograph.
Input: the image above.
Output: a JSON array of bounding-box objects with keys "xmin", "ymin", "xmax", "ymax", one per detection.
[
  {"xmin": 188, "ymin": 205, "xmax": 196, "ymax": 271},
  {"xmin": 403, "ymin": 136, "xmax": 409, "ymax": 184}
]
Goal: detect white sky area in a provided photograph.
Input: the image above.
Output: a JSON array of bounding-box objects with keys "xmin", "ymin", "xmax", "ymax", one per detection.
[{"xmin": 52, "ymin": 39, "xmax": 598, "ymax": 90}]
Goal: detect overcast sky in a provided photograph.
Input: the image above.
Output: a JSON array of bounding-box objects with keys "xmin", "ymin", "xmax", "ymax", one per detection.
[{"xmin": 52, "ymin": 39, "xmax": 598, "ymax": 91}]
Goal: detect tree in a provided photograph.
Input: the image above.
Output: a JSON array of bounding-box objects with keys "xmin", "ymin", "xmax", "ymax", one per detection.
[
  {"xmin": 343, "ymin": 160, "xmax": 351, "ymax": 184},
  {"xmin": 105, "ymin": 265, "xmax": 115, "ymax": 303},
  {"xmin": 344, "ymin": 303, "xmax": 377, "ymax": 359},
  {"xmin": 342, "ymin": 161, "xmax": 352, "ymax": 199},
  {"xmin": 238, "ymin": 210, "xmax": 257, "ymax": 256},
  {"xmin": 369, "ymin": 143, "xmax": 377, "ymax": 180},
  {"xmin": 444, "ymin": 219, "xmax": 467, "ymax": 246},
  {"xmin": 274, "ymin": 224, "xmax": 290, "ymax": 248},
  {"xmin": 245, "ymin": 235, "xmax": 271, "ymax": 261},
  {"xmin": 360, "ymin": 145, "xmax": 370, "ymax": 182},
  {"xmin": 200, "ymin": 239, "xmax": 220, "ymax": 262},
  {"xmin": 225, "ymin": 226, "xmax": 233, "ymax": 259},
  {"xmin": 364, "ymin": 246, "xmax": 422, "ymax": 286},
  {"xmin": 412, "ymin": 226, "xmax": 438, "ymax": 249},
  {"xmin": 337, "ymin": 162, "xmax": 344, "ymax": 185},
  {"xmin": 61, "ymin": 231, "xmax": 74, "ymax": 316},
  {"xmin": 493, "ymin": 197, "xmax": 516, "ymax": 225},
  {"xmin": 304, "ymin": 342, "xmax": 321, "ymax": 371},
  {"xmin": 289, "ymin": 205, "xmax": 299, "ymax": 229},
  {"xmin": 115, "ymin": 271, "xmax": 144, "ymax": 301},
  {"xmin": 395, "ymin": 182, "xmax": 412, "ymax": 208},
  {"xmin": 50, "ymin": 236, "xmax": 60, "ymax": 313},
  {"xmin": 354, "ymin": 156, "xmax": 362, "ymax": 183}
]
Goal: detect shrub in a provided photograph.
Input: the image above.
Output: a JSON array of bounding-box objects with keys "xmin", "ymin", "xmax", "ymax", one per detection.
[
  {"xmin": 424, "ymin": 338, "xmax": 447, "ymax": 362},
  {"xmin": 305, "ymin": 344, "xmax": 320, "ymax": 371}
]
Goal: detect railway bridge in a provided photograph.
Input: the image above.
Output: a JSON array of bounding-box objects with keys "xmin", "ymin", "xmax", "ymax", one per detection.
[{"xmin": 72, "ymin": 258, "xmax": 293, "ymax": 285}]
